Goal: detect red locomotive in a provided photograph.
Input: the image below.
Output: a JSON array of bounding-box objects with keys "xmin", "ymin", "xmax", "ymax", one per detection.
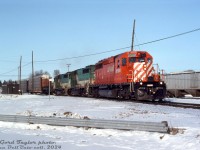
[{"xmin": 89, "ymin": 50, "xmax": 166, "ymax": 100}]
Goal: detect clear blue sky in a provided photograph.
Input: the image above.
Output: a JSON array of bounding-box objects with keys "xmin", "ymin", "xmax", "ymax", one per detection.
[{"xmin": 0, "ymin": 0, "xmax": 200, "ymax": 81}]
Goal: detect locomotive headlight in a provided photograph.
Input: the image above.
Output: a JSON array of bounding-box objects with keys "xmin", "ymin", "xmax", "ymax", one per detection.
[
  {"xmin": 160, "ymin": 81, "xmax": 163, "ymax": 85},
  {"xmin": 140, "ymin": 82, "xmax": 143, "ymax": 85},
  {"xmin": 143, "ymin": 64, "xmax": 147, "ymax": 71}
]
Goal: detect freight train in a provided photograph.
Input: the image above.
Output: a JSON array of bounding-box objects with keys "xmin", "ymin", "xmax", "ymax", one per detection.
[{"xmin": 54, "ymin": 50, "xmax": 167, "ymax": 101}]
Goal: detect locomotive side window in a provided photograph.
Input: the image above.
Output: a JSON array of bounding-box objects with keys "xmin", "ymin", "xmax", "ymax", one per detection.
[
  {"xmin": 83, "ymin": 68, "xmax": 89, "ymax": 74},
  {"xmin": 64, "ymin": 74, "xmax": 68, "ymax": 78},
  {"xmin": 129, "ymin": 57, "xmax": 137, "ymax": 63},
  {"xmin": 147, "ymin": 58, "xmax": 152, "ymax": 63},
  {"xmin": 122, "ymin": 58, "xmax": 127, "ymax": 66}
]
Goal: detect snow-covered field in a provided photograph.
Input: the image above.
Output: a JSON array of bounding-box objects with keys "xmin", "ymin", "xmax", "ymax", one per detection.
[{"xmin": 0, "ymin": 94, "xmax": 200, "ymax": 150}]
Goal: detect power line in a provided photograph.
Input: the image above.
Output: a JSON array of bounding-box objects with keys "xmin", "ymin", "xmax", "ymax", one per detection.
[
  {"xmin": 35, "ymin": 46, "xmax": 131, "ymax": 63},
  {"xmin": 135, "ymin": 28, "xmax": 200, "ymax": 46},
  {"xmin": 0, "ymin": 59, "xmax": 30, "ymax": 63},
  {"xmin": 0, "ymin": 60, "xmax": 18, "ymax": 63},
  {"xmin": 35, "ymin": 27, "xmax": 200, "ymax": 63},
  {"xmin": 0, "ymin": 68, "xmax": 18, "ymax": 75},
  {"xmin": 0, "ymin": 62, "xmax": 32, "ymax": 76},
  {"xmin": 1, "ymin": 27, "xmax": 200, "ymax": 77},
  {"xmin": 135, "ymin": 34, "xmax": 141, "ymax": 50},
  {"xmin": 0, "ymin": 74, "xmax": 28, "ymax": 77},
  {"xmin": 22, "ymin": 62, "xmax": 32, "ymax": 67}
]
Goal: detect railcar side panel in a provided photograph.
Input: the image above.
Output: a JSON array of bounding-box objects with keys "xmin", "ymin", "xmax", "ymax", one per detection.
[
  {"xmin": 164, "ymin": 72, "xmax": 200, "ymax": 97},
  {"xmin": 28, "ymin": 75, "xmax": 50, "ymax": 94},
  {"xmin": 95, "ymin": 57, "xmax": 115, "ymax": 85}
]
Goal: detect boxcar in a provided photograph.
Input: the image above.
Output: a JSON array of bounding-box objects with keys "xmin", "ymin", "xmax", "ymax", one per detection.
[
  {"xmin": 28, "ymin": 75, "xmax": 50, "ymax": 94},
  {"xmin": 20, "ymin": 79, "xmax": 29, "ymax": 93}
]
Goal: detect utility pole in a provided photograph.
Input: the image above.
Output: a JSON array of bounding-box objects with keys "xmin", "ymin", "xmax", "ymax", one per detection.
[
  {"xmin": 49, "ymin": 77, "xmax": 52, "ymax": 101},
  {"xmin": 19, "ymin": 56, "xmax": 22, "ymax": 94},
  {"xmin": 32, "ymin": 51, "xmax": 34, "ymax": 92},
  {"xmin": 131, "ymin": 19, "xmax": 136, "ymax": 51},
  {"xmin": 18, "ymin": 66, "xmax": 20, "ymax": 87},
  {"xmin": 66, "ymin": 64, "xmax": 71, "ymax": 83}
]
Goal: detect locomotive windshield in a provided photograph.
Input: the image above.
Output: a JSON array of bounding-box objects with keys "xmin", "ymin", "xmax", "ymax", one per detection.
[
  {"xmin": 129, "ymin": 57, "xmax": 137, "ymax": 63},
  {"xmin": 147, "ymin": 58, "xmax": 152, "ymax": 63},
  {"xmin": 138, "ymin": 58, "xmax": 145, "ymax": 62},
  {"xmin": 129, "ymin": 57, "xmax": 145, "ymax": 63}
]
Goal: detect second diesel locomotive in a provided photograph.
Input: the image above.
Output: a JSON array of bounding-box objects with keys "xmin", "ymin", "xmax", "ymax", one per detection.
[{"xmin": 55, "ymin": 50, "xmax": 166, "ymax": 101}]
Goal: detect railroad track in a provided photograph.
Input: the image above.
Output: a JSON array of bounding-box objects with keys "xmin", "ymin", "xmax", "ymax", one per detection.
[
  {"xmin": 159, "ymin": 101, "xmax": 200, "ymax": 109},
  {"xmin": 95, "ymin": 97, "xmax": 200, "ymax": 109},
  {"xmin": 57, "ymin": 95, "xmax": 200, "ymax": 109},
  {"xmin": 134, "ymin": 100, "xmax": 200, "ymax": 109}
]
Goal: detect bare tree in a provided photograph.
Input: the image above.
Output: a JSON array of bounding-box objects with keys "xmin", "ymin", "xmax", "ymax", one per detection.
[
  {"xmin": 54, "ymin": 70, "xmax": 60, "ymax": 77},
  {"xmin": 29, "ymin": 70, "xmax": 50, "ymax": 78}
]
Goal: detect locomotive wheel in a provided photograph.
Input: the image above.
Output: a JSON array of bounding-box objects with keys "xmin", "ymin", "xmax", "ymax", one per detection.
[{"xmin": 94, "ymin": 89, "xmax": 99, "ymax": 98}]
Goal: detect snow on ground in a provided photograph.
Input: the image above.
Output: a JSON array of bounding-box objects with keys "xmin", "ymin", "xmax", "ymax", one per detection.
[{"xmin": 0, "ymin": 94, "xmax": 200, "ymax": 150}]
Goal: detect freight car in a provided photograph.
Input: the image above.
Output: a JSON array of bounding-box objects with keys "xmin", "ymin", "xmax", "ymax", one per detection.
[
  {"xmin": 164, "ymin": 70, "xmax": 200, "ymax": 97},
  {"xmin": 1, "ymin": 82, "xmax": 19, "ymax": 94},
  {"xmin": 28, "ymin": 74, "xmax": 52, "ymax": 94},
  {"xmin": 20, "ymin": 79, "xmax": 29, "ymax": 93}
]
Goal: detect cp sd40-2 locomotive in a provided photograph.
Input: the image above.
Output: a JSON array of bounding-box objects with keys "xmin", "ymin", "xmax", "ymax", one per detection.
[{"xmin": 54, "ymin": 50, "xmax": 166, "ymax": 101}]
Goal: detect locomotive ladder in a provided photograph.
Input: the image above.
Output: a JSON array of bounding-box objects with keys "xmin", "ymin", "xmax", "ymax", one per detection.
[
  {"xmin": 127, "ymin": 70, "xmax": 135, "ymax": 92},
  {"xmin": 0, "ymin": 114, "xmax": 170, "ymax": 133}
]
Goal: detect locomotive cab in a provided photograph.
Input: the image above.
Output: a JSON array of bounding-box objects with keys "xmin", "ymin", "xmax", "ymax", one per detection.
[{"xmin": 126, "ymin": 51, "xmax": 166, "ymax": 100}]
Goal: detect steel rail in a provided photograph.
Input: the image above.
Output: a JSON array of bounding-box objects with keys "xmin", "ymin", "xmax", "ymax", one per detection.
[
  {"xmin": 70, "ymin": 96, "xmax": 200, "ymax": 109},
  {"xmin": 157, "ymin": 101, "xmax": 200, "ymax": 109},
  {"xmin": 133, "ymin": 100, "xmax": 200, "ymax": 109}
]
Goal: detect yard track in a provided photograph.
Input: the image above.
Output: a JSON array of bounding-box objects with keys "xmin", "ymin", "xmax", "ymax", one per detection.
[
  {"xmin": 133, "ymin": 100, "xmax": 200, "ymax": 109},
  {"xmin": 57, "ymin": 95, "xmax": 200, "ymax": 109},
  {"xmin": 91, "ymin": 96, "xmax": 200, "ymax": 109}
]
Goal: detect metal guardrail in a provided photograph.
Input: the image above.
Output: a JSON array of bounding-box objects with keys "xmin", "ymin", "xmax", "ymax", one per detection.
[{"xmin": 0, "ymin": 114, "xmax": 169, "ymax": 133}]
